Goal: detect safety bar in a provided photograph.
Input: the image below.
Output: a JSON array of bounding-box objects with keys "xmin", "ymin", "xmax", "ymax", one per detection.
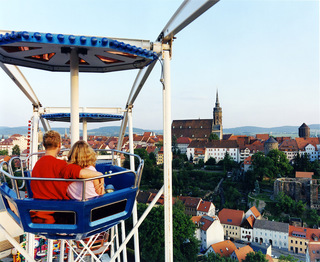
[{"xmin": 8, "ymin": 156, "xmax": 25, "ymax": 190}]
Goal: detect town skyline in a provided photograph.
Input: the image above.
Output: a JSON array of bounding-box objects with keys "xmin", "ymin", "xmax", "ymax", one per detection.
[{"xmin": 0, "ymin": 0, "xmax": 319, "ymax": 131}]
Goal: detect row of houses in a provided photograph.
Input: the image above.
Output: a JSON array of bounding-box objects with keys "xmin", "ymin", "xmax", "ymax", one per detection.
[
  {"xmin": 0, "ymin": 134, "xmax": 28, "ymax": 155},
  {"xmin": 218, "ymin": 207, "xmax": 320, "ymax": 258},
  {"xmin": 181, "ymin": 135, "xmax": 320, "ymax": 164},
  {"xmin": 159, "ymin": 196, "xmax": 320, "ymax": 261}
]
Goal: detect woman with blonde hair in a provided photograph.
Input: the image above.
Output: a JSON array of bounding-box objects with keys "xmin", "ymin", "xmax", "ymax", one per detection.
[{"xmin": 67, "ymin": 140, "xmax": 104, "ymax": 200}]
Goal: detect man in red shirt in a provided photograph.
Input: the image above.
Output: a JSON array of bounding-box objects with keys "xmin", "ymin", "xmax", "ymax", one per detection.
[{"xmin": 31, "ymin": 130, "xmax": 103, "ymax": 200}]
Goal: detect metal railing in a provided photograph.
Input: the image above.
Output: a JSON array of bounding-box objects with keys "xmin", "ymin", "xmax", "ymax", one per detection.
[{"xmin": 0, "ymin": 149, "xmax": 144, "ymax": 201}]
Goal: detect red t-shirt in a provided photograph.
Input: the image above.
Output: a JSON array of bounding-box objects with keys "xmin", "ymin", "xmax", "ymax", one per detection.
[{"xmin": 31, "ymin": 155, "xmax": 81, "ymax": 200}]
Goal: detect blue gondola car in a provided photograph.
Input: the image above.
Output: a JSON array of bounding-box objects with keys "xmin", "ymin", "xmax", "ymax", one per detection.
[{"xmin": 0, "ymin": 152, "xmax": 143, "ymax": 240}]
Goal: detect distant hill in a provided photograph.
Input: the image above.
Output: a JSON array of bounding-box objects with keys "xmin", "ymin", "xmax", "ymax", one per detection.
[
  {"xmin": 0, "ymin": 126, "xmax": 162, "ymax": 138},
  {"xmin": 224, "ymin": 124, "xmax": 320, "ymax": 137},
  {"xmin": 0, "ymin": 124, "xmax": 319, "ymax": 138}
]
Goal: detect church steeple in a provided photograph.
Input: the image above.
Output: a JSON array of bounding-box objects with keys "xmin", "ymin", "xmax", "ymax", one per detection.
[
  {"xmin": 212, "ymin": 89, "xmax": 223, "ymax": 139},
  {"xmin": 213, "ymin": 89, "xmax": 222, "ymax": 126},
  {"xmin": 215, "ymin": 89, "xmax": 220, "ymax": 108}
]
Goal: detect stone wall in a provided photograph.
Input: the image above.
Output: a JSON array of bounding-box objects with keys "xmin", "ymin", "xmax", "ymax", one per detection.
[{"xmin": 274, "ymin": 178, "xmax": 320, "ymax": 210}]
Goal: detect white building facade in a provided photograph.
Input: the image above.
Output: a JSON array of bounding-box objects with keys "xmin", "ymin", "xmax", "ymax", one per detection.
[
  {"xmin": 253, "ymin": 220, "xmax": 289, "ymax": 250},
  {"xmin": 193, "ymin": 216, "xmax": 224, "ymax": 252}
]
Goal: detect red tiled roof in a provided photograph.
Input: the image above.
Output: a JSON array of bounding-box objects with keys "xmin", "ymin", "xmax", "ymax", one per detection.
[
  {"xmin": 244, "ymin": 156, "xmax": 252, "ymax": 165},
  {"xmin": 246, "ymin": 215, "xmax": 255, "ymax": 228},
  {"xmin": 191, "ymin": 216, "xmax": 201, "ymax": 224},
  {"xmin": 146, "ymin": 146, "xmax": 157, "ymax": 154},
  {"xmin": 296, "ymin": 171, "xmax": 313, "ymax": 179},
  {"xmin": 279, "ymin": 139, "xmax": 299, "ymax": 151},
  {"xmin": 295, "ymin": 137, "xmax": 320, "ymax": 150},
  {"xmin": 289, "ymin": 225, "xmax": 320, "ymax": 241},
  {"xmin": 199, "ymin": 216, "xmax": 214, "ymax": 231},
  {"xmin": 308, "ymin": 242, "xmax": 320, "ymax": 261},
  {"xmin": 172, "ymin": 119, "xmax": 213, "ymax": 140},
  {"xmin": 256, "ymin": 134, "xmax": 269, "ymax": 141},
  {"xmin": 179, "ymin": 196, "xmax": 202, "ymax": 208},
  {"xmin": 233, "ymin": 245, "xmax": 253, "ymax": 261},
  {"xmin": 197, "ymin": 201, "xmax": 214, "ymax": 212},
  {"xmin": 250, "ymin": 206, "xmax": 261, "ymax": 218},
  {"xmin": 210, "ymin": 240, "xmax": 236, "ymax": 257},
  {"xmin": 218, "ymin": 208, "xmax": 244, "ymax": 226},
  {"xmin": 266, "ymin": 254, "xmax": 274, "ymax": 262},
  {"xmin": 176, "ymin": 137, "xmax": 192, "ymax": 144}
]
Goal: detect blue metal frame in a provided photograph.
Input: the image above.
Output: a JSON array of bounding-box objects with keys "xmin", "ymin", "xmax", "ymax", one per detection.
[
  {"xmin": 0, "ymin": 31, "xmax": 158, "ymax": 72},
  {"xmin": 0, "ymin": 159, "xmax": 142, "ymax": 240},
  {"xmin": 42, "ymin": 113, "xmax": 123, "ymax": 123}
]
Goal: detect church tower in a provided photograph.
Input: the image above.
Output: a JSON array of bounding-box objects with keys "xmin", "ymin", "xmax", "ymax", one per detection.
[
  {"xmin": 212, "ymin": 90, "xmax": 223, "ymax": 139},
  {"xmin": 213, "ymin": 90, "xmax": 222, "ymax": 126}
]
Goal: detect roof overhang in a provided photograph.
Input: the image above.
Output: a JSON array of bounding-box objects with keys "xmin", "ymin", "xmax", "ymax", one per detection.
[
  {"xmin": 0, "ymin": 31, "xmax": 157, "ymax": 72},
  {"xmin": 42, "ymin": 113, "xmax": 123, "ymax": 123}
]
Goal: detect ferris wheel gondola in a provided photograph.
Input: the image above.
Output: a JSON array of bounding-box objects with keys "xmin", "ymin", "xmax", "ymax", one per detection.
[{"xmin": 0, "ymin": 149, "xmax": 144, "ymax": 240}]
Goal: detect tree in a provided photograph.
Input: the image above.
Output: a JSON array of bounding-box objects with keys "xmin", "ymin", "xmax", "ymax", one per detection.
[
  {"xmin": 205, "ymin": 157, "xmax": 216, "ymax": 166},
  {"xmin": 209, "ymin": 133, "xmax": 220, "ymax": 141},
  {"xmin": 200, "ymin": 252, "xmax": 234, "ymax": 262},
  {"xmin": 251, "ymin": 152, "xmax": 273, "ymax": 181},
  {"xmin": 243, "ymin": 251, "xmax": 268, "ymax": 262},
  {"xmin": 278, "ymin": 254, "xmax": 299, "ymax": 262},
  {"xmin": 172, "ymin": 135, "xmax": 178, "ymax": 153},
  {"xmin": 0, "ymin": 150, "xmax": 8, "ymax": 155},
  {"xmin": 267, "ymin": 149, "xmax": 293, "ymax": 178},
  {"xmin": 218, "ymin": 152, "xmax": 236, "ymax": 172},
  {"xmin": 138, "ymin": 204, "xmax": 199, "ymax": 262},
  {"xmin": 293, "ymin": 153, "xmax": 320, "ymax": 178},
  {"xmin": 12, "ymin": 145, "xmax": 20, "ymax": 156}
]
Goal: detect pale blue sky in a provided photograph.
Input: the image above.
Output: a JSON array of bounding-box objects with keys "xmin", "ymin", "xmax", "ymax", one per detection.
[{"xmin": 0, "ymin": 0, "xmax": 319, "ymax": 130}]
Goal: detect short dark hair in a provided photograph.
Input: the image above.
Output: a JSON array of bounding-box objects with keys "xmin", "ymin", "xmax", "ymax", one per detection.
[{"xmin": 43, "ymin": 130, "xmax": 61, "ymax": 149}]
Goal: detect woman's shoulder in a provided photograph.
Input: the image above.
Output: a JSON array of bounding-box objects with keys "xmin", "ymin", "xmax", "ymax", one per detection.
[{"xmin": 85, "ymin": 165, "xmax": 97, "ymax": 171}]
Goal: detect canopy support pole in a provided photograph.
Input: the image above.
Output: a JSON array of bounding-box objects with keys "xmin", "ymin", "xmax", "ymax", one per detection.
[
  {"xmin": 31, "ymin": 110, "xmax": 39, "ymax": 169},
  {"xmin": 83, "ymin": 119, "xmax": 88, "ymax": 142},
  {"xmin": 128, "ymin": 107, "xmax": 140, "ymax": 262},
  {"xmin": 162, "ymin": 47, "xmax": 173, "ymax": 262},
  {"xmin": 70, "ymin": 48, "xmax": 80, "ymax": 146}
]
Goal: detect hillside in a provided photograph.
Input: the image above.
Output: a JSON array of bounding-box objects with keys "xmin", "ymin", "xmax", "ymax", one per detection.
[{"xmin": 0, "ymin": 124, "xmax": 319, "ymax": 138}]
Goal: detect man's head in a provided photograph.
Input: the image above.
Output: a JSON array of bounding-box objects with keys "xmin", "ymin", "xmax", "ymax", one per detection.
[{"xmin": 43, "ymin": 130, "xmax": 61, "ymax": 150}]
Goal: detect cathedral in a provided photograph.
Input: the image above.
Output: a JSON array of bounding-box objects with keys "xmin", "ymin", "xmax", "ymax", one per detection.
[{"xmin": 172, "ymin": 91, "xmax": 223, "ymax": 140}]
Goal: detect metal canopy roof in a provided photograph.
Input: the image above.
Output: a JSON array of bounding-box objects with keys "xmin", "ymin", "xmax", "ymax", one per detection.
[
  {"xmin": 0, "ymin": 31, "xmax": 157, "ymax": 72},
  {"xmin": 42, "ymin": 113, "xmax": 123, "ymax": 123}
]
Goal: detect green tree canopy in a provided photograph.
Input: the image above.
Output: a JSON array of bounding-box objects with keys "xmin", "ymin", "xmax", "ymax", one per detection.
[
  {"xmin": 0, "ymin": 150, "xmax": 8, "ymax": 155},
  {"xmin": 138, "ymin": 203, "xmax": 199, "ymax": 262},
  {"xmin": 251, "ymin": 152, "xmax": 273, "ymax": 180},
  {"xmin": 243, "ymin": 251, "xmax": 268, "ymax": 262},
  {"xmin": 12, "ymin": 145, "xmax": 20, "ymax": 156},
  {"xmin": 199, "ymin": 252, "xmax": 234, "ymax": 262},
  {"xmin": 267, "ymin": 149, "xmax": 293, "ymax": 178},
  {"xmin": 278, "ymin": 254, "xmax": 299, "ymax": 262},
  {"xmin": 205, "ymin": 157, "xmax": 216, "ymax": 166},
  {"xmin": 209, "ymin": 133, "xmax": 220, "ymax": 141}
]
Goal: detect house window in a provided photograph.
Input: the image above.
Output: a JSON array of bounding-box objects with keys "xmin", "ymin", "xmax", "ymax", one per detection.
[
  {"xmin": 180, "ymin": 126, "xmax": 182, "ymax": 129},
  {"xmin": 192, "ymin": 135, "xmax": 194, "ymax": 138},
  {"xmin": 189, "ymin": 126, "xmax": 191, "ymax": 128}
]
